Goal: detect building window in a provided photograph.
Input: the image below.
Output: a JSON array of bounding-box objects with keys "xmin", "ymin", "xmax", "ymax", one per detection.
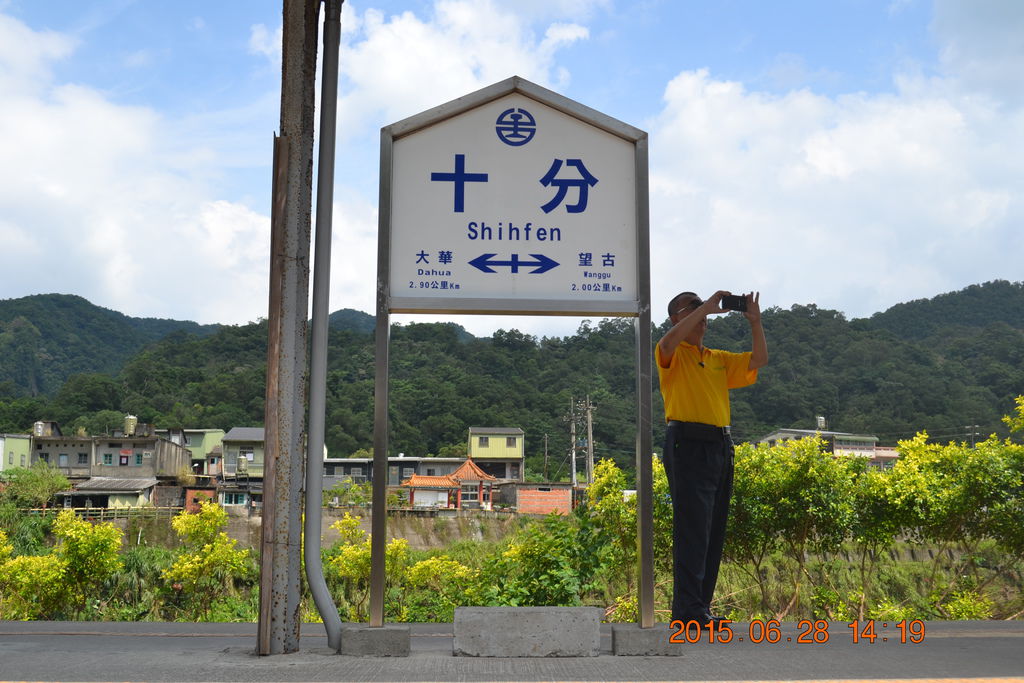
[
  {"xmin": 7, "ymin": 452, "xmax": 12, "ymax": 465},
  {"xmin": 324, "ymin": 465, "xmax": 335, "ymax": 476},
  {"xmin": 103, "ymin": 453, "xmax": 113, "ymax": 465},
  {"xmin": 506, "ymin": 437, "xmax": 517, "ymax": 448},
  {"xmin": 222, "ymin": 492, "xmax": 246, "ymax": 506},
  {"xmin": 240, "ymin": 446, "xmax": 254, "ymax": 461},
  {"xmin": 350, "ymin": 466, "xmax": 363, "ymax": 477},
  {"xmin": 78, "ymin": 453, "xmax": 88, "ymax": 464},
  {"xmin": 461, "ymin": 485, "xmax": 478, "ymax": 502},
  {"xmin": 119, "ymin": 455, "xmax": 130, "ymax": 466},
  {"xmin": 183, "ymin": 433, "xmax": 193, "ymax": 446},
  {"xmin": 20, "ymin": 454, "xmax": 26, "ymax": 466},
  {"xmin": 58, "ymin": 454, "xmax": 69, "ymax": 467},
  {"xmin": 136, "ymin": 454, "xmax": 143, "ymax": 465},
  {"xmin": 39, "ymin": 453, "xmax": 50, "ymax": 463},
  {"xmin": 478, "ymin": 436, "xmax": 489, "ymax": 447},
  {"xmin": 426, "ymin": 468, "xmax": 436, "ymax": 476},
  {"xmin": 402, "ymin": 467, "xmax": 415, "ymax": 479}
]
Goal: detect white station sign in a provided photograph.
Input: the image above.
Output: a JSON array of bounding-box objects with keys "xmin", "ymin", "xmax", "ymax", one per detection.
[{"xmin": 383, "ymin": 79, "xmax": 644, "ymax": 315}]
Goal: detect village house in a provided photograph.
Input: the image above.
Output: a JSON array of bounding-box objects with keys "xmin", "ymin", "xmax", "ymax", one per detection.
[
  {"xmin": 757, "ymin": 425, "xmax": 897, "ymax": 469},
  {"xmin": 26, "ymin": 418, "xmax": 191, "ymax": 509},
  {"xmin": 466, "ymin": 426, "xmax": 525, "ymax": 481},
  {"xmin": 156, "ymin": 428, "xmax": 225, "ymax": 475},
  {"xmin": 0, "ymin": 433, "xmax": 31, "ymax": 473},
  {"xmin": 218, "ymin": 427, "xmax": 266, "ymax": 511}
]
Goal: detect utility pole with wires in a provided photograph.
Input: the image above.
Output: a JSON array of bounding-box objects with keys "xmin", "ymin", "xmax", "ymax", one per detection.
[
  {"xmin": 563, "ymin": 395, "xmax": 597, "ymax": 486},
  {"xmin": 543, "ymin": 433, "xmax": 549, "ymax": 481},
  {"xmin": 569, "ymin": 397, "xmax": 578, "ymax": 487},
  {"xmin": 585, "ymin": 395, "xmax": 595, "ymax": 485},
  {"xmin": 964, "ymin": 423, "xmax": 981, "ymax": 447}
]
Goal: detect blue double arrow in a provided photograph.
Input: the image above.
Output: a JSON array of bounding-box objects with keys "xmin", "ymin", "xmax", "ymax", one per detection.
[{"xmin": 469, "ymin": 253, "xmax": 559, "ymax": 274}]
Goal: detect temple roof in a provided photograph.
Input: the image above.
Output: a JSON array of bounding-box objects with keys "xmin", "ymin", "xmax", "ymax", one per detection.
[
  {"xmin": 450, "ymin": 458, "xmax": 497, "ymax": 482},
  {"xmin": 400, "ymin": 474, "xmax": 457, "ymax": 489},
  {"xmin": 400, "ymin": 458, "xmax": 497, "ymax": 488}
]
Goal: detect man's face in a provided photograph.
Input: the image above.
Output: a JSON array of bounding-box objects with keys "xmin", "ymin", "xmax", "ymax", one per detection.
[{"xmin": 671, "ymin": 296, "xmax": 707, "ymax": 343}]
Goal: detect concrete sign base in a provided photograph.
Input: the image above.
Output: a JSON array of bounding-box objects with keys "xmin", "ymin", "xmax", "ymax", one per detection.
[
  {"xmin": 453, "ymin": 606, "xmax": 602, "ymax": 657},
  {"xmin": 339, "ymin": 624, "xmax": 411, "ymax": 656},
  {"xmin": 611, "ymin": 623, "xmax": 684, "ymax": 656}
]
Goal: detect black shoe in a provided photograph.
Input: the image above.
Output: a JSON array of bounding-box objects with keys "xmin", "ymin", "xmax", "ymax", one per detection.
[
  {"xmin": 672, "ymin": 610, "xmax": 728, "ymax": 625},
  {"xmin": 671, "ymin": 612, "xmax": 713, "ymax": 625}
]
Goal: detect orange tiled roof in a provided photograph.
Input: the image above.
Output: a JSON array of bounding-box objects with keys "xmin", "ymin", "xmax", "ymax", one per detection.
[
  {"xmin": 401, "ymin": 474, "xmax": 458, "ymax": 489},
  {"xmin": 450, "ymin": 457, "xmax": 497, "ymax": 482}
]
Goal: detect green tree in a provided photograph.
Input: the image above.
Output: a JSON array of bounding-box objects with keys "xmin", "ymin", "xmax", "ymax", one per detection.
[
  {"xmin": 481, "ymin": 513, "xmax": 604, "ymax": 607},
  {"xmin": 848, "ymin": 463, "xmax": 903, "ymax": 618},
  {"xmin": 768, "ymin": 437, "xmax": 857, "ymax": 618},
  {"xmin": 0, "ymin": 462, "xmax": 70, "ymax": 508},
  {"xmin": 162, "ymin": 501, "xmax": 252, "ymax": 619},
  {"xmin": 52, "ymin": 510, "xmax": 124, "ymax": 616},
  {"xmin": 0, "ymin": 553, "xmax": 69, "ymax": 619},
  {"xmin": 725, "ymin": 443, "xmax": 784, "ymax": 613},
  {"xmin": 1003, "ymin": 395, "xmax": 1024, "ymax": 432},
  {"xmin": 325, "ymin": 512, "xmax": 410, "ymax": 620},
  {"xmin": 893, "ymin": 432, "xmax": 1023, "ymax": 615},
  {"xmin": 404, "ymin": 555, "xmax": 480, "ymax": 622}
]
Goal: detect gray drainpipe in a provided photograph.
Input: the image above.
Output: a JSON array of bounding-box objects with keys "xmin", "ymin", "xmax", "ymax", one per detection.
[{"xmin": 305, "ymin": 0, "xmax": 344, "ymax": 652}]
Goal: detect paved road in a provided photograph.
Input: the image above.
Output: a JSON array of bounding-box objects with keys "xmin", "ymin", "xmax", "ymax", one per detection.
[{"xmin": 0, "ymin": 620, "xmax": 1022, "ymax": 682}]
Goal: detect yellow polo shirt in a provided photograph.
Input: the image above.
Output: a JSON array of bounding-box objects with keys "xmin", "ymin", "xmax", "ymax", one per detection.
[{"xmin": 655, "ymin": 341, "xmax": 757, "ymax": 427}]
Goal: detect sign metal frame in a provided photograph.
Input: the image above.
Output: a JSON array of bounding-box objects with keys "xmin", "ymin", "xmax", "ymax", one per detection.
[{"xmin": 372, "ymin": 76, "xmax": 655, "ymax": 628}]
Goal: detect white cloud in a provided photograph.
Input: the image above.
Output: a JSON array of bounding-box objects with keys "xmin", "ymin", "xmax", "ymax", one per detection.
[
  {"xmin": 334, "ymin": 0, "xmax": 590, "ymax": 139},
  {"xmin": 123, "ymin": 48, "xmax": 153, "ymax": 68},
  {"xmin": 4, "ymin": 0, "xmax": 1021, "ymax": 339},
  {"xmin": 0, "ymin": 13, "xmax": 74, "ymax": 95},
  {"xmin": 931, "ymin": 0, "xmax": 1024, "ymax": 103},
  {"xmin": 249, "ymin": 22, "xmax": 282, "ymax": 61},
  {"xmin": 646, "ymin": 58, "xmax": 1022, "ymax": 320},
  {"xmin": 0, "ymin": 13, "xmax": 270, "ymax": 325}
]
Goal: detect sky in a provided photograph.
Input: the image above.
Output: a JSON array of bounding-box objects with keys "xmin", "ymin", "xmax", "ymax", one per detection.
[{"xmin": 1, "ymin": 0, "xmax": 1021, "ymax": 339}]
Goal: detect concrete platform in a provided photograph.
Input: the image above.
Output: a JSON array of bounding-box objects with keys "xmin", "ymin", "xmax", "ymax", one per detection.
[
  {"xmin": 453, "ymin": 606, "xmax": 602, "ymax": 657},
  {"xmin": 0, "ymin": 619, "xmax": 1022, "ymax": 682}
]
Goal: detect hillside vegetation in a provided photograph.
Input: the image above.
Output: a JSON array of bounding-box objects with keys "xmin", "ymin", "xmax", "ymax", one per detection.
[
  {"xmin": 0, "ymin": 281, "xmax": 1021, "ymax": 479},
  {"xmin": 0, "ymin": 294, "xmax": 218, "ymax": 396}
]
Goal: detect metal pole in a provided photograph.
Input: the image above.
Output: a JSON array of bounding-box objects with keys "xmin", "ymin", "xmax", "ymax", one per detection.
[
  {"xmin": 258, "ymin": 0, "xmax": 320, "ymax": 656},
  {"xmin": 369, "ymin": 129, "xmax": 395, "ymax": 628},
  {"xmin": 634, "ymin": 134, "xmax": 655, "ymax": 628},
  {"xmin": 304, "ymin": 0, "xmax": 343, "ymax": 652}
]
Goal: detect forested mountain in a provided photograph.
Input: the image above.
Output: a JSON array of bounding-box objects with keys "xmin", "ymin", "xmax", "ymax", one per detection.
[
  {"xmin": 0, "ymin": 294, "xmax": 219, "ymax": 397},
  {"xmin": 328, "ymin": 308, "xmax": 376, "ymax": 335},
  {"xmin": 0, "ymin": 282, "xmax": 1021, "ymax": 480}
]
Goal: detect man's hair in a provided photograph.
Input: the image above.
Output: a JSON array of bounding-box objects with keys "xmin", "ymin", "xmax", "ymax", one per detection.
[{"xmin": 668, "ymin": 291, "xmax": 699, "ymax": 318}]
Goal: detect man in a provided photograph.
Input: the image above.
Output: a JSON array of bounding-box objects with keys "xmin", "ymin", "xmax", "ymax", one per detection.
[{"xmin": 656, "ymin": 290, "xmax": 767, "ymax": 624}]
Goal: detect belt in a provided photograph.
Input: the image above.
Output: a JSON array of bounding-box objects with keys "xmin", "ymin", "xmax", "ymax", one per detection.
[{"xmin": 667, "ymin": 420, "xmax": 731, "ymax": 441}]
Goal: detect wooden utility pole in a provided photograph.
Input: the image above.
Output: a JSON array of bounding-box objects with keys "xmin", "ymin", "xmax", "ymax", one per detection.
[
  {"xmin": 258, "ymin": 0, "xmax": 320, "ymax": 656},
  {"xmin": 585, "ymin": 395, "xmax": 594, "ymax": 485},
  {"xmin": 543, "ymin": 433, "xmax": 549, "ymax": 480},
  {"xmin": 569, "ymin": 397, "xmax": 577, "ymax": 487}
]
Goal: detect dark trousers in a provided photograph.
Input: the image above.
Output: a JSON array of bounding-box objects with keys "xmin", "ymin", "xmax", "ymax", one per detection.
[{"xmin": 662, "ymin": 422, "xmax": 734, "ymax": 618}]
